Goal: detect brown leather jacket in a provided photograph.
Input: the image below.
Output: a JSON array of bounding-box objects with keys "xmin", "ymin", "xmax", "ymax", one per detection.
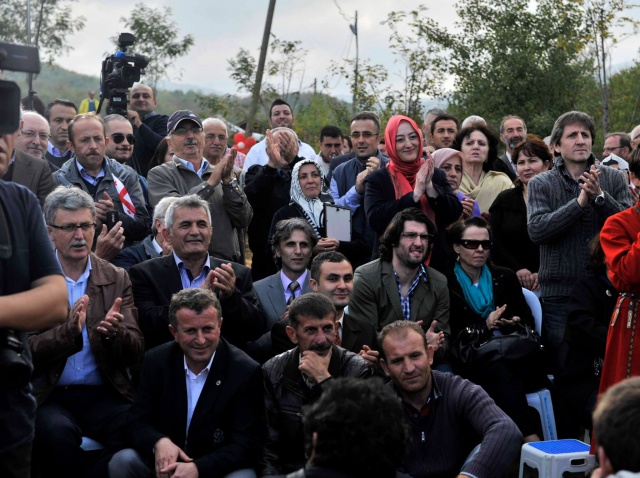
[{"xmin": 29, "ymin": 253, "xmax": 144, "ymax": 405}]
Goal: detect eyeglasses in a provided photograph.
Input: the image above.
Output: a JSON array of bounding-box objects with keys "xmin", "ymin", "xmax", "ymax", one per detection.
[
  {"xmin": 49, "ymin": 223, "xmax": 96, "ymax": 233},
  {"xmin": 173, "ymin": 127, "xmax": 203, "ymax": 136},
  {"xmin": 21, "ymin": 130, "xmax": 50, "ymax": 141},
  {"xmin": 205, "ymin": 134, "xmax": 228, "ymax": 142},
  {"xmin": 459, "ymin": 239, "xmax": 492, "ymax": 250},
  {"xmin": 603, "ymin": 145, "xmax": 623, "ymax": 152},
  {"xmin": 350, "ymin": 131, "xmax": 378, "ymax": 139},
  {"xmin": 111, "ymin": 133, "xmax": 136, "ymax": 145},
  {"xmin": 400, "ymin": 232, "xmax": 433, "ymax": 242}
]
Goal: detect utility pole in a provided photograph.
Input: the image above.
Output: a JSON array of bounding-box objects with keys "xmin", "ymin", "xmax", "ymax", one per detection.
[
  {"xmin": 246, "ymin": 0, "xmax": 276, "ymax": 137},
  {"xmin": 350, "ymin": 11, "xmax": 358, "ymax": 115}
]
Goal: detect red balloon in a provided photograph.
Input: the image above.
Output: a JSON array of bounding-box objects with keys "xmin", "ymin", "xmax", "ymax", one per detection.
[
  {"xmin": 245, "ymin": 137, "xmax": 257, "ymax": 147},
  {"xmin": 233, "ymin": 132, "xmax": 245, "ymax": 144}
]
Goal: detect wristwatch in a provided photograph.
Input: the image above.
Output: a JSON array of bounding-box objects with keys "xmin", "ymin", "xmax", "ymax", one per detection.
[{"xmin": 593, "ymin": 191, "xmax": 605, "ymax": 207}]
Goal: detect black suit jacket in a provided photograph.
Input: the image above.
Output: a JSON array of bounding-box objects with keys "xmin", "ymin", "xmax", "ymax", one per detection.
[
  {"xmin": 495, "ymin": 154, "xmax": 517, "ymax": 181},
  {"xmin": 271, "ymin": 312, "xmax": 378, "ymax": 357},
  {"xmin": 11, "ymin": 150, "xmax": 55, "ymax": 207},
  {"xmin": 129, "ymin": 255, "xmax": 265, "ymax": 350},
  {"xmin": 126, "ymin": 340, "xmax": 263, "ymax": 477}
]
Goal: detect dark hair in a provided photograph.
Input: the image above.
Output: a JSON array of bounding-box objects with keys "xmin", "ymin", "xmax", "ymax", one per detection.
[
  {"xmin": 151, "ymin": 137, "xmax": 171, "ymax": 167},
  {"xmin": 378, "ymin": 208, "xmax": 437, "ymax": 262},
  {"xmin": 343, "ymin": 135, "xmax": 352, "ymax": 150},
  {"xmin": 310, "ymin": 251, "xmax": 350, "ymax": 282},
  {"xmin": 288, "ymin": 292, "xmax": 336, "ymax": 328},
  {"xmin": 303, "ymin": 378, "xmax": 409, "ymax": 477},
  {"xmin": 168, "ymin": 288, "xmax": 221, "ymax": 329},
  {"xmin": 271, "ymin": 218, "xmax": 318, "ymax": 269},
  {"xmin": 44, "ymin": 99, "xmax": 78, "ymax": 121},
  {"xmin": 269, "ymin": 98, "xmax": 292, "ymax": 118},
  {"xmin": 319, "ymin": 125, "xmax": 343, "ymax": 142},
  {"xmin": 68, "ymin": 113, "xmax": 105, "ymax": 145},
  {"xmin": 627, "ymin": 147, "xmax": 640, "ymax": 177},
  {"xmin": 593, "ymin": 377, "xmax": 640, "ymax": 473},
  {"xmin": 511, "ymin": 134, "xmax": 553, "ymax": 186},
  {"xmin": 430, "ymin": 113, "xmax": 460, "ymax": 135},
  {"xmin": 454, "ymin": 124, "xmax": 500, "ymax": 173},
  {"xmin": 550, "ymin": 111, "xmax": 596, "ymax": 150},
  {"xmin": 605, "ymin": 132, "xmax": 632, "ymax": 151},
  {"xmin": 351, "ymin": 111, "xmax": 381, "ymax": 134},
  {"xmin": 378, "ymin": 320, "xmax": 428, "ymax": 361},
  {"xmin": 499, "ymin": 115, "xmax": 527, "ymax": 136},
  {"xmin": 447, "ymin": 216, "xmax": 492, "ymax": 245}
]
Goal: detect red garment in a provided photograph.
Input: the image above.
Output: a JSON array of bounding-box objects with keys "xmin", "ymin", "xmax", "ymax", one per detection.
[
  {"xmin": 384, "ymin": 115, "xmax": 435, "ymax": 224},
  {"xmin": 598, "ymin": 203, "xmax": 640, "ymax": 398}
]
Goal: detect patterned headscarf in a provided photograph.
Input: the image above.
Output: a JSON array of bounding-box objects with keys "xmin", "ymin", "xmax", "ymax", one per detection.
[{"xmin": 289, "ymin": 159, "xmax": 324, "ymax": 237}]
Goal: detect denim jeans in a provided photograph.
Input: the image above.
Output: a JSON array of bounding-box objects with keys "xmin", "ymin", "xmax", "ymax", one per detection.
[{"xmin": 541, "ymin": 295, "xmax": 570, "ymax": 375}]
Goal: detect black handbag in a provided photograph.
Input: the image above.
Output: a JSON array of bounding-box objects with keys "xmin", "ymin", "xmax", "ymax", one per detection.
[{"xmin": 453, "ymin": 322, "xmax": 544, "ymax": 366}]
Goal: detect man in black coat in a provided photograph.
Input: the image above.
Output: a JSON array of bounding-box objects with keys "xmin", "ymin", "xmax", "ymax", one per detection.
[
  {"xmin": 109, "ymin": 288, "xmax": 263, "ymax": 478},
  {"xmin": 129, "ymin": 194, "xmax": 264, "ymax": 351}
]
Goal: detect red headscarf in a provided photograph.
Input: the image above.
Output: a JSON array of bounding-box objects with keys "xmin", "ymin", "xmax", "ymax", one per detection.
[{"xmin": 385, "ymin": 115, "xmax": 435, "ymax": 224}]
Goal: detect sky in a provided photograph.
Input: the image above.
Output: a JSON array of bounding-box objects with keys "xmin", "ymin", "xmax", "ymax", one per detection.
[{"xmin": 55, "ymin": 0, "xmax": 640, "ymax": 101}]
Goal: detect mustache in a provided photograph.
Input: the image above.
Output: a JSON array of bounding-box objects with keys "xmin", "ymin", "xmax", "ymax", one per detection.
[
  {"xmin": 70, "ymin": 240, "xmax": 88, "ymax": 247},
  {"xmin": 310, "ymin": 342, "xmax": 332, "ymax": 352},
  {"xmin": 184, "ymin": 139, "xmax": 199, "ymax": 146}
]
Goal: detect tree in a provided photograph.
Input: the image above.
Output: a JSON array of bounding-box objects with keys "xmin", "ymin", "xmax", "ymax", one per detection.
[
  {"xmin": 407, "ymin": 0, "xmax": 596, "ymax": 135},
  {"xmin": 117, "ymin": 3, "xmax": 194, "ymax": 88},
  {"xmin": 0, "ymin": 0, "xmax": 86, "ymax": 62},
  {"xmin": 294, "ymin": 93, "xmax": 351, "ymax": 145},
  {"xmin": 583, "ymin": 0, "xmax": 639, "ymax": 135}
]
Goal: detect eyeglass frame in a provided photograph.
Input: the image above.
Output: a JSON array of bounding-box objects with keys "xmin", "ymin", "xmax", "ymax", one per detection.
[
  {"xmin": 458, "ymin": 239, "xmax": 493, "ymax": 250},
  {"xmin": 350, "ymin": 131, "xmax": 379, "ymax": 140},
  {"xmin": 21, "ymin": 130, "xmax": 51, "ymax": 141},
  {"xmin": 400, "ymin": 232, "xmax": 434, "ymax": 242},
  {"xmin": 110, "ymin": 133, "xmax": 136, "ymax": 145},
  {"xmin": 48, "ymin": 223, "xmax": 97, "ymax": 233}
]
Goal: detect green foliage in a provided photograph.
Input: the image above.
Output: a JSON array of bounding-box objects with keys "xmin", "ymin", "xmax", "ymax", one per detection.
[
  {"xmin": 117, "ymin": 3, "xmax": 194, "ymax": 88},
  {"xmin": 294, "ymin": 94, "xmax": 352, "ymax": 145},
  {"xmin": 0, "ymin": 0, "xmax": 86, "ymax": 63}
]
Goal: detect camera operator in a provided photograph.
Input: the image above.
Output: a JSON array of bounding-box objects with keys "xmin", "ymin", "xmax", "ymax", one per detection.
[
  {"xmin": 0, "ymin": 87, "xmax": 68, "ymax": 477},
  {"xmin": 127, "ymin": 83, "xmax": 168, "ymax": 178}
]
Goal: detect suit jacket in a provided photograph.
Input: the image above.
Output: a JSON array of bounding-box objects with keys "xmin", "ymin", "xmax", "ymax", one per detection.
[
  {"xmin": 270, "ymin": 312, "xmax": 378, "ymax": 357},
  {"xmin": 350, "ymin": 259, "xmax": 451, "ymax": 360},
  {"xmin": 11, "ymin": 150, "xmax": 55, "ymax": 208},
  {"xmin": 29, "ymin": 253, "xmax": 144, "ymax": 405},
  {"xmin": 496, "ymin": 154, "xmax": 517, "ymax": 181},
  {"xmin": 247, "ymin": 271, "xmax": 312, "ymax": 363},
  {"xmin": 126, "ymin": 339, "xmax": 263, "ymax": 477},
  {"xmin": 112, "ymin": 234, "xmax": 160, "ymax": 272},
  {"xmin": 129, "ymin": 254, "xmax": 265, "ymax": 350}
]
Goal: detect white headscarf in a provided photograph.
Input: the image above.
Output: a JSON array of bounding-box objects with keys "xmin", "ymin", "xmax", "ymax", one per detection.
[{"xmin": 290, "ymin": 159, "xmax": 325, "ymax": 236}]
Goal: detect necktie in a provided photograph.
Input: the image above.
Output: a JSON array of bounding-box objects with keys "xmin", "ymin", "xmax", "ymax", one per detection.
[
  {"xmin": 287, "ymin": 281, "xmax": 300, "ymax": 305},
  {"xmin": 335, "ymin": 322, "xmax": 342, "ymax": 347}
]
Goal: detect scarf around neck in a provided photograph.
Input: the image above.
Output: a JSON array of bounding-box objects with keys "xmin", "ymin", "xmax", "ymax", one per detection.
[
  {"xmin": 290, "ymin": 159, "xmax": 325, "ymax": 236},
  {"xmin": 454, "ymin": 261, "xmax": 495, "ymax": 319}
]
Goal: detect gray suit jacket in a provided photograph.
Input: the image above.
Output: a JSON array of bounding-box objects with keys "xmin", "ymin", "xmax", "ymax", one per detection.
[
  {"xmin": 11, "ymin": 150, "xmax": 55, "ymax": 208},
  {"xmin": 248, "ymin": 271, "xmax": 312, "ymax": 362}
]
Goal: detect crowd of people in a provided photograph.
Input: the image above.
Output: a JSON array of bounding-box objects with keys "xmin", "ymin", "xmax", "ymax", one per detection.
[{"xmin": 2, "ymin": 83, "xmax": 640, "ymax": 478}]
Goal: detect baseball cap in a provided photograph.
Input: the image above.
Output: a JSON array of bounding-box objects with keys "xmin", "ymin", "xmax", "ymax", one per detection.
[{"xmin": 167, "ymin": 110, "xmax": 203, "ymax": 134}]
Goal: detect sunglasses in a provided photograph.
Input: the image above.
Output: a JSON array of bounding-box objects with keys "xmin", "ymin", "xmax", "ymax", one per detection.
[
  {"xmin": 111, "ymin": 133, "xmax": 136, "ymax": 145},
  {"xmin": 459, "ymin": 239, "xmax": 492, "ymax": 250}
]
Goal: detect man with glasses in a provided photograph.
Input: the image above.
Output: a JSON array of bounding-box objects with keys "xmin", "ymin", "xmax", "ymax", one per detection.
[
  {"xmin": 53, "ymin": 113, "xmax": 150, "ymax": 251},
  {"xmin": 329, "ymin": 111, "xmax": 389, "ymax": 268},
  {"xmin": 30, "ymin": 186, "xmax": 143, "ymax": 478},
  {"xmin": 147, "ymin": 111, "xmax": 252, "ymax": 263},
  {"xmin": 3, "ymin": 109, "xmax": 55, "ymax": 207},
  {"xmin": 350, "ymin": 208, "xmax": 450, "ymax": 365},
  {"xmin": 14, "ymin": 111, "xmax": 51, "ymax": 162},
  {"xmin": 602, "ymin": 132, "xmax": 632, "ymax": 161}
]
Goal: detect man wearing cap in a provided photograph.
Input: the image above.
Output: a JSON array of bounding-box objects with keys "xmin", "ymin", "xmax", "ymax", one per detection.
[{"xmin": 147, "ymin": 110, "xmax": 252, "ymax": 263}]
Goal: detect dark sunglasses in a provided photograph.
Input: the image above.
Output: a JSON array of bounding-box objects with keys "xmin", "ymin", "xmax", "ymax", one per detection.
[
  {"xmin": 459, "ymin": 239, "xmax": 492, "ymax": 250},
  {"xmin": 111, "ymin": 133, "xmax": 136, "ymax": 145}
]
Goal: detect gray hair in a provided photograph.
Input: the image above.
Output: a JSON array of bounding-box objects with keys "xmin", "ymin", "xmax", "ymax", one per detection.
[
  {"xmin": 423, "ymin": 108, "xmax": 446, "ymax": 125},
  {"xmin": 152, "ymin": 196, "xmax": 179, "ymax": 234},
  {"xmin": 168, "ymin": 288, "xmax": 221, "ymax": 329},
  {"xmin": 202, "ymin": 117, "xmax": 228, "ymax": 135},
  {"xmin": 271, "ymin": 217, "xmax": 317, "ymax": 268},
  {"xmin": 550, "ymin": 111, "xmax": 596, "ymax": 149},
  {"xmin": 271, "ymin": 126, "xmax": 299, "ymax": 142},
  {"xmin": 461, "ymin": 115, "xmax": 486, "ymax": 129},
  {"xmin": 44, "ymin": 186, "xmax": 96, "ymax": 225},
  {"xmin": 164, "ymin": 194, "xmax": 211, "ymax": 231},
  {"xmin": 499, "ymin": 115, "xmax": 527, "ymax": 136}
]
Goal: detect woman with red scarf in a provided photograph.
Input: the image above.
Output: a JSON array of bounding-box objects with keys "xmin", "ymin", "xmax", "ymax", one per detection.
[{"xmin": 364, "ymin": 115, "xmax": 461, "ymax": 272}]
